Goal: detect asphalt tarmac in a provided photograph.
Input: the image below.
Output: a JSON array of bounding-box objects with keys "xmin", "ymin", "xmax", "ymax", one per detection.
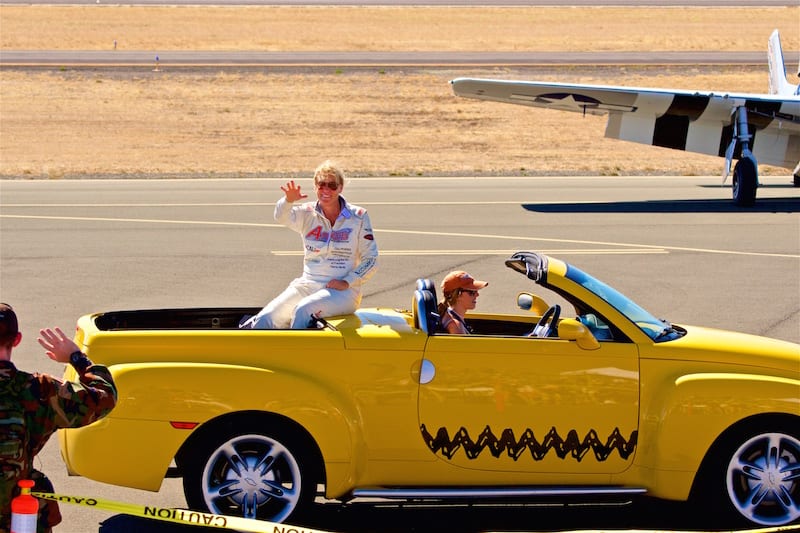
[
  {"xmin": 0, "ymin": 50, "xmax": 777, "ymax": 67},
  {"xmin": 1, "ymin": 175, "xmax": 798, "ymax": 532}
]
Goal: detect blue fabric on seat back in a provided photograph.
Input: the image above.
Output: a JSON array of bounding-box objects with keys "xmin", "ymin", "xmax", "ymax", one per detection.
[
  {"xmin": 413, "ymin": 288, "xmax": 439, "ymax": 335},
  {"xmin": 415, "ymin": 278, "xmax": 438, "ymax": 307}
]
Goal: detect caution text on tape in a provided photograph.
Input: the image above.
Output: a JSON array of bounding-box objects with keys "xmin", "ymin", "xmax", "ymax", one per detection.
[
  {"xmin": 32, "ymin": 492, "xmax": 336, "ymax": 533},
  {"xmin": 33, "ymin": 491, "xmax": 800, "ymax": 533}
]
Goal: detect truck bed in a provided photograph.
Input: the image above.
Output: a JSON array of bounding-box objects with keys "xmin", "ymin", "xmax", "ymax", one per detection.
[{"xmin": 94, "ymin": 308, "xmax": 258, "ymax": 331}]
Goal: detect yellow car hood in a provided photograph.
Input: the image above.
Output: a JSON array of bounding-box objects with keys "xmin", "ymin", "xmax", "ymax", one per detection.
[{"xmin": 646, "ymin": 324, "xmax": 799, "ymax": 374}]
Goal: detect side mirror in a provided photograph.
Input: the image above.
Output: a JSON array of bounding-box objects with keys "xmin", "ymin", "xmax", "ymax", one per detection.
[
  {"xmin": 517, "ymin": 293, "xmax": 550, "ymax": 316},
  {"xmin": 558, "ymin": 318, "xmax": 600, "ymax": 350}
]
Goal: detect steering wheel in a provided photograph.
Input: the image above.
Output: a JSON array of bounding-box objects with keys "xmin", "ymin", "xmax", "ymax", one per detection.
[{"xmin": 527, "ymin": 304, "xmax": 561, "ymax": 338}]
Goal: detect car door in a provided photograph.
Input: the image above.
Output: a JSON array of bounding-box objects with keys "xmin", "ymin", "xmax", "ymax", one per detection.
[{"xmin": 417, "ymin": 334, "xmax": 639, "ymax": 475}]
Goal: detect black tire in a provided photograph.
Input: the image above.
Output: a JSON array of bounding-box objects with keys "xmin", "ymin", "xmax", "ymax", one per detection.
[
  {"xmin": 183, "ymin": 420, "xmax": 319, "ymax": 524},
  {"xmin": 793, "ymin": 173, "xmax": 800, "ymax": 187},
  {"xmin": 693, "ymin": 421, "xmax": 800, "ymax": 527},
  {"xmin": 732, "ymin": 157, "xmax": 758, "ymax": 207}
]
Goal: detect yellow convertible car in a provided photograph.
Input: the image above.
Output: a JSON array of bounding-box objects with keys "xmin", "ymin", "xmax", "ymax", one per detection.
[{"xmin": 60, "ymin": 251, "xmax": 799, "ymax": 528}]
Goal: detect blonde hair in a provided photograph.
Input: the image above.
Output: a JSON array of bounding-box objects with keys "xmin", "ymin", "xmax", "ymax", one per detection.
[
  {"xmin": 437, "ymin": 290, "xmax": 460, "ymax": 316},
  {"xmin": 314, "ymin": 160, "xmax": 346, "ymax": 187}
]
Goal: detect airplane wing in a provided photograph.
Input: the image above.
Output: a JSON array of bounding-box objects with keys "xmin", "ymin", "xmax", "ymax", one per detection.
[{"xmin": 450, "ymin": 77, "xmax": 800, "ymax": 171}]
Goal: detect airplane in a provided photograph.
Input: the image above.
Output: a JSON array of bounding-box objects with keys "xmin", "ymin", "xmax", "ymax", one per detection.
[{"xmin": 451, "ymin": 29, "xmax": 800, "ymax": 207}]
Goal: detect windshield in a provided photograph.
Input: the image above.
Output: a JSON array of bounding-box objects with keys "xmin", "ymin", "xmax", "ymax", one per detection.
[{"xmin": 564, "ymin": 264, "xmax": 673, "ymax": 341}]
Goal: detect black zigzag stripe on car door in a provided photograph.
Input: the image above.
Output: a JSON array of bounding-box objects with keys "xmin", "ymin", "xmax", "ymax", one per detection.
[{"xmin": 420, "ymin": 424, "xmax": 638, "ymax": 462}]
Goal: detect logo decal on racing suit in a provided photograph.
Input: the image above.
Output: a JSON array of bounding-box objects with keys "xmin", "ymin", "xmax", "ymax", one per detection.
[
  {"xmin": 305, "ymin": 226, "xmax": 353, "ymax": 243},
  {"xmin": 420, "ymin": 424, "xmax": 637, "ymax": 462}
]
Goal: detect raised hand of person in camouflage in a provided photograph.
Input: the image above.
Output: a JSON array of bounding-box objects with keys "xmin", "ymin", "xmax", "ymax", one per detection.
[{"xmin": 37, "ymin": 327, "xmax": 80, "ymax": 364}]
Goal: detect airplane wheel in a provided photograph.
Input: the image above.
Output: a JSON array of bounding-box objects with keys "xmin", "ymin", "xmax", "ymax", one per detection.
[{"xmin": 732, "ymin": 157, "xmax": 757, "ymax": 207}]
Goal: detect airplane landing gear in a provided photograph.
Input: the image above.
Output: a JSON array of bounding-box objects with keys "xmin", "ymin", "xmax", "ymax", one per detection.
[{"xmin": 732, "ymin": 156, "xmax": 758, "ymax": 207}]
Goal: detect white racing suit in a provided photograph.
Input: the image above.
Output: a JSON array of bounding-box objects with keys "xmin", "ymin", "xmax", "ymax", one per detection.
[{"xmin": 242, "ymin": 195, "xmax": 378, "ymax": 329}]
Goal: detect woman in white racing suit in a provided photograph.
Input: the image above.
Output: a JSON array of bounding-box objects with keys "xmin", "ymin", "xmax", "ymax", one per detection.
[{"xmin": 241, "ymin": 160, "xmax": 379, "ymax": 329}]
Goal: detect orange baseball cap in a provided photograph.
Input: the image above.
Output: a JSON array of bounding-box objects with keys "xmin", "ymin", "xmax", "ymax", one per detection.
[{"xmin": 441, "ymin": 271, "xmax": 488, "ymax": 295}]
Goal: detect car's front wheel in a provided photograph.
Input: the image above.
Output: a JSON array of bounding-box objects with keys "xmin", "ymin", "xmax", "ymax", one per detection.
[
  {"xmin": 726, "ymin": 431, "xmax": 800, "ymax": 526},
  {"xmin": 696, "ymin": 424, "xmax": 800, "ymax": 527},
  {"xmin": 183, "ymin": 422, "xmax": 319, "ymax": 524}
]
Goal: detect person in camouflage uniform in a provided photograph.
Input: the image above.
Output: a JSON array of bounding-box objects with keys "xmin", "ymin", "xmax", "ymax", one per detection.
[{"xmin": 0, "ymin": 303, "xmax": 117, "ymax": 532}]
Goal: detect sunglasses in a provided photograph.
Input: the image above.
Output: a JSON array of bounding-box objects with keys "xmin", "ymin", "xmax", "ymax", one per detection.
[
  {"xmin": 315, "ymin": 181, "xmax": 339, "ymax": 190},
  {"xmin": 461, "ymin": 289, "xmax": 479, "ymax": 296}
]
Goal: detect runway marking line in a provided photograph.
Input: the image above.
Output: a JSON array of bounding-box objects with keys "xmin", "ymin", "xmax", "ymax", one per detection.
[
  {"xmin": 272, "ymin": 249, "xmax": 668, "ymax": 256},
  {"xmin": 1, "ymin": 214, "xmax": 798, "ymax": 259}
]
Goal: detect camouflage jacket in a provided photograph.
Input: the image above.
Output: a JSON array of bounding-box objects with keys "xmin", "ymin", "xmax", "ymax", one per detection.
[{"xmin": 0, "ymin": 359, "xmax": 117, "ymax": 531}]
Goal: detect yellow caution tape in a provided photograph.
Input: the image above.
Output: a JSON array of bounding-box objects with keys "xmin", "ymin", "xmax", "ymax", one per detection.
[
  {"xmin": 33, "ymin": 491, "xmax": 800, "ymax": 533},
  {"xmin": 32, "ymin": 492, "xmax": 337, "ymax": 533},
  {"xmin": 496, "ymin": 526, "xmax": 800, "ymax": 533}
]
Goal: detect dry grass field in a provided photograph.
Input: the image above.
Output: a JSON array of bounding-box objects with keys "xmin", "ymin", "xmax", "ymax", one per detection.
[
  {"xmin": 1, "ymin": 6, "xmax": 798, "ymax": 179},
  {"xmin": 2, "ymin": 6, "xmax": 798, "ymax": 52}
]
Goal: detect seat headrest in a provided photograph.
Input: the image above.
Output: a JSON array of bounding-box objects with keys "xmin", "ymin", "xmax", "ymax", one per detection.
[
  {"xmin": 416, "ymin": 278, "xmax": 438, "ymax": 306},
  {"xmin": 413, "ymin": 288, "xmax": 439, "ymax": 335}
]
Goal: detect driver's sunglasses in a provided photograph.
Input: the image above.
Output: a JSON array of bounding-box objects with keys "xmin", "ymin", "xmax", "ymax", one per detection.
[
  {"xmin": 315, "ymin": 181, "xmax": 339, "ymax": 190},
  {"xmin": 461, "ymin": 289, "xmax": 479, "ymax": 296}
]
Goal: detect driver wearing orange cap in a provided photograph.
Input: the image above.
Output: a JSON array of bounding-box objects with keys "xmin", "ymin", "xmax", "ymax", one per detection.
[{"xmin": 437, "ymin": 271, "xmax": 488, "ymax": 334}]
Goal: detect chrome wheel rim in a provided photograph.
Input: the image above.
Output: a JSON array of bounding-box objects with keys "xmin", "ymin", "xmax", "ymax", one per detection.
[
  {"xmin": 726, "ymin": 432, "xmax": 800, "ymax": 526},
  {"xmin": 201, "ymin": 433, "xmax": 302, "ymax": 522}
]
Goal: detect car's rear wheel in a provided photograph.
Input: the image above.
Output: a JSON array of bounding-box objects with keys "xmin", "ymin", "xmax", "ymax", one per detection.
[
  {"xmin": 183, "ymin": 423, "xmax": 319, "ymax": 524},
  {"xmin": 695, "ymin": 423, "xmax": 800, "ymax": 527}
]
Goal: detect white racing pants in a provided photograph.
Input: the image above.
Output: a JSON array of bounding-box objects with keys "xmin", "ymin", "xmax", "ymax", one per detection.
[{"xmin": 241, "ymin": 277, "xmax": 361, "ymax": 329}]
